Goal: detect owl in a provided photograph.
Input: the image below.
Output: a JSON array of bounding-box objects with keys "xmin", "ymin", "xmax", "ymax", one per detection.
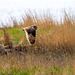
[{"xmin": 22, "ymin": 25, "xmax": 37, "ymax": 45}]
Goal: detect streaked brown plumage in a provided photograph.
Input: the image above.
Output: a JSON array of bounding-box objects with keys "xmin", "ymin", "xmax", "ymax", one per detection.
[{"xmin": 22, "ymin": 25, "xmax": 37, "ymax": 45}]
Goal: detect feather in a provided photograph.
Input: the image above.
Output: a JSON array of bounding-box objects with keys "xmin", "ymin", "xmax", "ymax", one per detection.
[{"xmin": 22, "ymin": 25, "xmax": 37, "ymax": 45}]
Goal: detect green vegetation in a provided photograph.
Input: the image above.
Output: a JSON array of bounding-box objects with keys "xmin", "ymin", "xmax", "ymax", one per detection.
[
  {"xmin": 8, "ymin": 28, "xmax": 26, "ymax": 44},
  {"xmin": 0, "ymin": 66, "xmax": 74, "ymax": 75}
]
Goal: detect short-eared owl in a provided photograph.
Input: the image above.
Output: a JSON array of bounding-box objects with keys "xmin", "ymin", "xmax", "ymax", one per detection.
[{"xmin": 22, "ymin": 25, "xmax": 37, "ymax": 45}]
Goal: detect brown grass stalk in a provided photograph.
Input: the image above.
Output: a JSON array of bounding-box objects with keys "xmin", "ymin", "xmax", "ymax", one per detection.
[{"xmin": 3, "ymin": 27, "xmax": 12, "ymax": 48}]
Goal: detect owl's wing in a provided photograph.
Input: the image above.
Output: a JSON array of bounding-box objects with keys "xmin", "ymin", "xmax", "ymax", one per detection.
[
  {"xmin": 28, "ymin": 34, "xmax": 35, "ymax": 44},
  {"xmin": 31, "ymin": 29, "xmax": 36, "ymax": 37},
  {"xmin": 25, "ymin": 26, "xmax": 36, "ymax": 44}
]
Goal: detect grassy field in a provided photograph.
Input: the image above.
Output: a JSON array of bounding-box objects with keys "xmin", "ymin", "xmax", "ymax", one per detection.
[{"xmin": 0, "ymin": 11, "xmax": 75, "ymax": 75}]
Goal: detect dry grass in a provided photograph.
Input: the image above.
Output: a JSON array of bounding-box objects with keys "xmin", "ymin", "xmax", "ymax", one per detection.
[
  {"xmin": 0, "ymin": 53, "xmax": 74, "ymax": 75},
  {"xmin": 0, "ymin": 10, "xmax": 75, "ymax": 74},
  {"xmin": 2, "ymin": 27, "xmax": 12, "ymax": 48},
  {"xmin": 0, "ymin": 11, "xmax": 75, "ymax": 53}
]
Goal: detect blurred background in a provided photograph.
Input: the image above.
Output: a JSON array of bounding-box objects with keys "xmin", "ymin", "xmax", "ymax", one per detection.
[{"xmin": 0, "ymin": 0, "xmax": 75, "ymax": 27}]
